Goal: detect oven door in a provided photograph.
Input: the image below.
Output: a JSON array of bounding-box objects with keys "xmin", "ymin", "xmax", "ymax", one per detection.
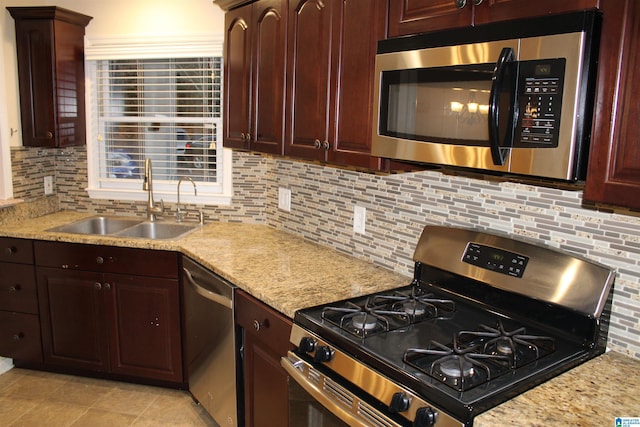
[{"xmin": 282, "ymin": 351, "xmax": 407, "ymax": 427}]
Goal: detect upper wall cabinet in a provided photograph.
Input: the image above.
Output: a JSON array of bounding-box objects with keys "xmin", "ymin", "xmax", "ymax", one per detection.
[
  {"xmin": 223, "ymin": 0, "xmax": 287, "ymax": 155},
  {"xmin": 388, "ymin": 0, "xmax": 599, "ymax": 36},
  {"xmin": 583, "ymin": 0, "xmax": 640, "ymax": 210},
  {"xmin": 284, "ymin": 0, "xmax": 388, "ymax": 169},
  {"xmin": 8, "ymin": 7, "xmax": 92, "ymax": 148}
]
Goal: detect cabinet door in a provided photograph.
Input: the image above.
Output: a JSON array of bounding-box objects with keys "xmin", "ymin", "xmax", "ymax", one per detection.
[
  {"xmin": 13, "ymin": 18, "xmax": 57, "ymax": 147},
  {"xmin": 37, "ymin": 267, "xmax": 109, "ymax": 372},
  {"xmin": 329, "ymin": 0, "xmax": 388, "ymax": 169},
  {"xmin": 474, "ymin": 0, "xmax": 600, "ymax": 24},
  {"xmin": 251, "ymin": 0, "xmax": 287, "ymax": 155},
  {"xmin": 236, "ymin": 290, "xmax": 292, "ymax": 427},
  {"xmin": 285, "ymin": 0, "xmax": 333, "ymax": 161},
  {"xmin": 224, "ymin": 4, "xmax": 253, "ymax": 150},
  {"xmin": 388, "ymin": 0, "xmax": 599, "ymax": 37},
  {"xmin": 583, "ymin": 0, "xmax": 640, "ymax": 209},
  {"xmin": 106, "ymin": 274, "xmax": 182, "ymax": 383},
  {"xmin": 389, "ymin": 0, "xmax": 471, "ymax": 36}
]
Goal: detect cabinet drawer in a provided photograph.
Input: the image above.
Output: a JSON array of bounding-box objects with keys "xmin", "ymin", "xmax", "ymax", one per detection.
[
  {"xmin": 0, "ymin": 263, "xmax": 38, "ymax": 313},
  {"xmin": 0, "ymin": 311, "xmax": 42, "ymax": 363},
  {"xmin": 34, "ymin": 241, "xmax": 178, "ymax": 278},
  {"xmin": 235, "ymin": 289, "xmax": 292, "ymax": 354},
  {"xmin": 0, "ymin": 238, "xmax": 33, "ymax": 264}
]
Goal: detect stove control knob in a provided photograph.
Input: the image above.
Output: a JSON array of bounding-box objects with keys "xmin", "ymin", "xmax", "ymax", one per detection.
[
  {"xmin": 389, "ymin": 392, "xmax": 411, "ymax": 413},
  {"xmin": 299, "ymin": 337, "xmax": 317, "ymax": 353},
  {"xmin": 313, "ymin": 345, "xmax": 334, "ymax": 363},
  {"xmin": 414, "ymin": 407, "xmax": 438, "ymax": 427}
]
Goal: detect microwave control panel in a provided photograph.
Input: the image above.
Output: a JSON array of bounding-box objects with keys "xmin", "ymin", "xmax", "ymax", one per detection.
[{"xmin": 513, "ymin": 58, "xmax": 566, "ymax": 148}]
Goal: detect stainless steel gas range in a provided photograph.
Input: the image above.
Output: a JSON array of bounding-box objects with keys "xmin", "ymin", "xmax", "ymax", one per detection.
[{"xmin": 281, "ymin": 226, "xmax": 615, "ymax": 427}]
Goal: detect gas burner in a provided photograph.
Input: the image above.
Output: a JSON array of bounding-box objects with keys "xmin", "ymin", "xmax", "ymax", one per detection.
[
  {"xmin": 439, "ymin": 357, "xmax": 475, "ymax": 378},
  {"xmin": 351, "ymin": 313, "xmax": 379, "ymax": 331},
  {"xmin": 373, "ymin": 288, "xmax": 455, "ymax": 322},
  {"xmin": 321, "ymin": 299, "xmax": 412, "ymax": 338}
]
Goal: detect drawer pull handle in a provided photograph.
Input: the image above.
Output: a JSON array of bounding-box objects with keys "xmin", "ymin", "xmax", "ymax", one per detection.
[
  {"xmin": 253, "ymin": 319, "xmax": 265, "ymax": 332},
  {"xmin": 13, "ymin": 333, "xmax": 24, "ymax": 341},
  {"xmin": 9, "ymin": 284, "xmax": 21, "ymax": 292}
]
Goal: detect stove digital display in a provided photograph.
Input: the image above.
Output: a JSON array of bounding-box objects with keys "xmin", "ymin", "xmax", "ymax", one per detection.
[{"xmin": 463, "ymin": 243, "xmax": 529, "ymax": 278}]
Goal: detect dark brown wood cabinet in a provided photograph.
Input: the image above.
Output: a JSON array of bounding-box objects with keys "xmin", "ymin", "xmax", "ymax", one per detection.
[
  {"xmin": 583, "ymin": 0, "xmax": 640, "ymax": 210},
  {"xmin": 223, "ymin": 0, "xmax": 287, "ymax": 155},
  {"xmin": 8, "ymin": 7, "xmax": 92, "ymax": 148},
  {"xmin": 34, "ymin": 241, "xmax": 182, "ymax": 384},
  {"xmin": 285, "ymin": 0, "xmax": 388, "ymax": 169},
  {"xmin": 235, "ymin": 289, "xmax": 293, "ymax": 427},
  {"xmin": 388, "ymin": 0, "xmax": 599, "ymax": 36},
  {"xmin": 0, "ymin": 238, "xmax": 41, "ymax": 364}
]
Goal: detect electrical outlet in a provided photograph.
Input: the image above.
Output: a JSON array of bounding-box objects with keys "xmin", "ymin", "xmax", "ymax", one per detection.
[
  {"xmin": 278, "ymin": 187, "xmax": 291, "ymax": 212},
  {"xmin": 44, "ymin": 176, "xmax": 53, "ymax": 195},
  {"xmin": 353, "ymin": 205, "xmax": 366, "ymax": 235}
]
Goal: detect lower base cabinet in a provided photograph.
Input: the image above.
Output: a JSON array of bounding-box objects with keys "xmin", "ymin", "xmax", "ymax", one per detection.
[
  {"xmin": 34, "ymin": 241, "xmax": 183, "ymax": 384},
  {"xmin": 235, "ymin": 289, "xmax": 293, "ymax": 427}
]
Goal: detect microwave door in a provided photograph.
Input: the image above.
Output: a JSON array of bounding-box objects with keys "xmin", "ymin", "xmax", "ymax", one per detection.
[{"xmin": 488, "ymin": 47, "xmax": 518, "ymax": 166}]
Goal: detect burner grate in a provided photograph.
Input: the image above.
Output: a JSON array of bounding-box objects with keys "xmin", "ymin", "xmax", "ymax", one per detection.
[
  {"xmin": 321, "ymin": 289, "xmax": 455, "ymax": 338},
  {"xmin": 403, "ymin": 319, "xmax": 556, "ymax": 391}
]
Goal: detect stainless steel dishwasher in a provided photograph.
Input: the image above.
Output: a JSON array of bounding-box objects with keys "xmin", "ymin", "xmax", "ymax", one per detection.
[{"xmin": 182, "ymin": 257, "xmax": 239, "ymax": 427}]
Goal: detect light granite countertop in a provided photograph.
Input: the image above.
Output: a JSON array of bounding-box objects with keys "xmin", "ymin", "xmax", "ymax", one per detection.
[{"xmin": 2, "ymin": 211, "xmax": 639, "ymax": 425}]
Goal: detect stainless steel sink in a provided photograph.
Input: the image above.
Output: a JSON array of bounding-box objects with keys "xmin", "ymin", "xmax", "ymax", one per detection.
[
  {"xmin": 48, "ymin": 216, "xmax": 142, "ymax": 235},
  {"xmin": 114, "ymin": 222, "xmax": 199, "ymax": 240},
  {"xmin": 48, "ymin": 215, "xmax": 199, "ymax": 240}
]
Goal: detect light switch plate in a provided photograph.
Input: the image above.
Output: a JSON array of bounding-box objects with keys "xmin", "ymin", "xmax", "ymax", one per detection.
[
  {"xmin": 353, "ymin": 205, "xmax": 366, "ymax": 235},
  {"xmin": 278, "ymin": 187, "xmax": 291, "ymax": 212},
  {"xmin": 44, "ymin": 176, "xmax": 53, "ymax": 195}
]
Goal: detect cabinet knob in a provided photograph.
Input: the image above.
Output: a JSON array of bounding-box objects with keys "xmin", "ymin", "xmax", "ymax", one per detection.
[
  {"xmin": 94, "ymin": 282, "xmax": 102, "ymax": 290},
  {"xmin": 245, "ymin": 133, "xmax": 251, "ymax": 141},
  {"xmin": 9, "ymin": 284, "xmax": 21, "ymax": 292},
  {"xmin": 253, "ymin": 319, "xmax": 265, "ymax": 332},
  {"xmin": 472, "ymin": 0, "xmax": 483, "ymax": 4},
  {"xmin": 4, "ymin": 246, "xmax": 17, "ymax": 255},
  {"xmin": 103, "ymin": 283, "xmax": 111, "ymax": 291},
  {"xmin": 455, "ymin": 0, "xmax": 467, "ymax": 8},
  {"xmin": 46, "ymin": 131, "xmax": 53, "ymax": 139},
  {"xmin": 96, "ymin": 256, "xmax": 104, "ymax": 264},
  {"xmin": 314, "ymin": 139, "xmax": 321, "ymax": 149},
  {"xmin": 12, "ymin": 332, "xmax": 24, "ymax": 341},
  {"xmin": 322, "ymin": 140, "xmax": 330, "ymax": 150}
]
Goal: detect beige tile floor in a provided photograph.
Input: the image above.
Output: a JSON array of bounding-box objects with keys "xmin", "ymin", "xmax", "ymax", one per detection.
[{"xmin": 0, "ymin": 368, "xmax": 217, "ymax": 427}]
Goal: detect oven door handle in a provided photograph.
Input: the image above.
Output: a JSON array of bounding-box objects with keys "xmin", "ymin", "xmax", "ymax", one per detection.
[{"xmin": 281, "ymin": 352, "xmax": 404, "ymax": 427}]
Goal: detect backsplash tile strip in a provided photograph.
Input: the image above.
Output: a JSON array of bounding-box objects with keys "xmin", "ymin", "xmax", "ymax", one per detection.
[{"xmin": 7, "ymin": 147, "xmax": 640, "ymax": 358}]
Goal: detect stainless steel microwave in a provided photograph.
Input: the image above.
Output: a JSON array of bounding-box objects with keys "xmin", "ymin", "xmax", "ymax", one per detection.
[{"xmin": 372, "ymin": 11, "xmax": 601, "ymax": 181}]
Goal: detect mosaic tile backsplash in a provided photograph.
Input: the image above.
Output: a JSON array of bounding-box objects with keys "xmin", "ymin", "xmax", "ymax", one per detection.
[{"xmin": 9, "ymin": 146, "xmax": 640, "ymax": 358}]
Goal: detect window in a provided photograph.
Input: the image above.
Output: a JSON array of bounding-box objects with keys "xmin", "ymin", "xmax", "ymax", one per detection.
[{"xmin": 86, "ymin": 37, "xmax": 230, "ymax": 205}]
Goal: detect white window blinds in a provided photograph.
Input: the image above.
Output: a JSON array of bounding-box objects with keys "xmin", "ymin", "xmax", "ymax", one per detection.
[{"xmin": 95, "ymin": 57, "xmax": 222, "ymax": 183}]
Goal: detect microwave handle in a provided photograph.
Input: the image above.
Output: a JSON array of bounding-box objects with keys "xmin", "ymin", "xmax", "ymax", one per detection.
[{"xmin": 488, "ymin": 47, "xmax": 516, "ymax": 166}]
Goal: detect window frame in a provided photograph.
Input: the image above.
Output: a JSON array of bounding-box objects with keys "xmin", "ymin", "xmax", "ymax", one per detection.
[{"xmin": 85, "ymin": 35, "xmax": 231, "ymax": 205}]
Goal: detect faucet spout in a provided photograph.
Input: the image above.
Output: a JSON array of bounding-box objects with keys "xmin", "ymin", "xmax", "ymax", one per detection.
[
  {"xmin": 144, "ymin": 158, "xmax": 163, "ymax": 221},
  {"xmin": 176, "ymin": 176, "xmax": 197, "ymax": 222}
]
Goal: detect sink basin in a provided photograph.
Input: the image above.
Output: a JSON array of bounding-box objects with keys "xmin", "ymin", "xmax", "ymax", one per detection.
[
  {"xmin": 48, "ymin": 216, "xmax": 142, "ymax": 235},
  {"xmin": 48, "ymin": 216, "xmax": 199, "ymax": 240},
  {"xmin": 114, "ymin": 222, "xmax": 199, "ymax": 240}
]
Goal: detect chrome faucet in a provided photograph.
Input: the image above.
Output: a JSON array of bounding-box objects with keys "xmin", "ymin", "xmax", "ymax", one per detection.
[
  {"xmin": 143, "ymin": 158, "xmax": 164, "ymax": 221},
  {"xmin": 176, "ymin": 176, "xmax": 197, "ymax": 222}
]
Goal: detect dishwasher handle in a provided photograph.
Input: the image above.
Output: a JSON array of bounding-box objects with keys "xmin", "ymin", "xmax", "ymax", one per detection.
[{"xmin": 183, "ymin": 267, "xmax": 233, "ymax": 309}]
